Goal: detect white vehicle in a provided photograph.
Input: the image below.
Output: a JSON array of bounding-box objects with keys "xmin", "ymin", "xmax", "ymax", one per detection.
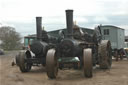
[{"xmin": 0, "ymin": 48, "xmax": 4, "ymax": 55}]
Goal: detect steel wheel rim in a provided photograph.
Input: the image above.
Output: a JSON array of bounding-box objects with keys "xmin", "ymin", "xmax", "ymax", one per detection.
[
  {"xmin": 83, "ymin": 48, "xmax": 92, "ymax": 78},
  {"xmin": 46, "ymin": 49, "xmax": 58, "ymax": 79}
]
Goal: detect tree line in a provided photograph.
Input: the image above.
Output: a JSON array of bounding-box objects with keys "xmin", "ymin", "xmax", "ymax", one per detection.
[{"xmin": 0, "ymin": 26, "xmax": 22, "ymax": 50}]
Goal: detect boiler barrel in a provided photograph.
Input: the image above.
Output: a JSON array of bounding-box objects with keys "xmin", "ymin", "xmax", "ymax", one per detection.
[
  {"xmin": 59, "ymin": 39, "xmax": 82, "ymax": 57},
  {"xmin": 30, "ymin": 41, "xmax": 48, "ymax": 57}
]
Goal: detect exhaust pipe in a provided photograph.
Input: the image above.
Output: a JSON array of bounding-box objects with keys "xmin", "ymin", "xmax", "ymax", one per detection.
[
  {"xmin": 36, "ymin": 17, "xmax": 42, "ymax": 41},
  {"xmin": 65, "ymin": 10, "xmax": 73, "ymax": 38}
]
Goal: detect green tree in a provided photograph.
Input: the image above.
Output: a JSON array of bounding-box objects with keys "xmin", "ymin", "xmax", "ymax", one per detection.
[{"xmin": 0, "ymin": 26, "xmax": 22, "ymax": 50}]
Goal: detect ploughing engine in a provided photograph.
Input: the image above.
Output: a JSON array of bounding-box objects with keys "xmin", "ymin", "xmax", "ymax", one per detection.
[
  {"xmin": 16, "ymin": 17, "xmax": 56, "ymax": 72},
  {"xmin": 46, "ymin": 10, "xmax": 112, "ymax": 79}
]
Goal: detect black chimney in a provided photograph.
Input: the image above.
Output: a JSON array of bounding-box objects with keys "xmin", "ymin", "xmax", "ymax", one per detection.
[
  {"xmin": 65, "ymin": 10, "xmax": 73, "ymax": 38},
  {"xmin": 36, "ymin": 17, "xmax": 42, "ymax": 40}
]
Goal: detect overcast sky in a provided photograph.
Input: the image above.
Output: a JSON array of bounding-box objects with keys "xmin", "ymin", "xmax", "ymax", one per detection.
[{"xmin": 0, "ymin": 0, "xmax": 128, "ymax": 37}]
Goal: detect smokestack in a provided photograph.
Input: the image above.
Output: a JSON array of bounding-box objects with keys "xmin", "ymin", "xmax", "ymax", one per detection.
[
  {"xmin": 65, "ymin": 9, "xmax": 73, "ymax": 38},
  {"xmin": 36, "ymin": 17, "xmax": 42, "ymax": 40}
]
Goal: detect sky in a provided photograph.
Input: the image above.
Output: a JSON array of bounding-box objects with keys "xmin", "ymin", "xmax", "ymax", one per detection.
[{"xmin": 0, "ymin": 0, "xmax": 128, "ymax": 37}]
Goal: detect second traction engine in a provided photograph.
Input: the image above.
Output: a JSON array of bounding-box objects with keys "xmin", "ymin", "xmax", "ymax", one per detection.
[{"xmin": 16, "ymin": 17, "xmax": 55, "ymax": 72}]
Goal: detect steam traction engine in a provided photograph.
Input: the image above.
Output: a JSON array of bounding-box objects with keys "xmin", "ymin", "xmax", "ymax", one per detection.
[
  {"xmin": 46, "ymin": 10, "xmax": 112, "ymax": 79},
  {"xmin": 16, "ymin": 17, "xmax": 56, "ymax": 72}
]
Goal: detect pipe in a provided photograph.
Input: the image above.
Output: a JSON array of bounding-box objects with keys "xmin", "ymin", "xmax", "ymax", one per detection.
[
  {"xmin": 65, "ymin": 10, "xmax": 73, "ymax": 38},
  {"xmin": 36, "ymin": 17, "xmax": 42, "ymax": 40}
]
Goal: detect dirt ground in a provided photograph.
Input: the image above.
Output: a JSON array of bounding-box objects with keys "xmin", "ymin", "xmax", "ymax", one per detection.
[{"xmin": 0, "ymin": 51, "xmax": 128, "ymax": 85}]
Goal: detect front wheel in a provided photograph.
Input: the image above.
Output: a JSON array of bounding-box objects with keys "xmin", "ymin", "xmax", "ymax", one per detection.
[
  {"xmin": 46, "ymin": 49, "xmax": 58, "ymax": 79},
  {"xmin": 18, "ymin": 52, "xmax": 32, "ymax": 72},
  {"xmin": 83, "ymin": 48, "xmax": 93, "ymax": 78}
]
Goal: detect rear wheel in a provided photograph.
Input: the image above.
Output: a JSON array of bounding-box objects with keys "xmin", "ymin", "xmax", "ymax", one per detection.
[
  {"xmin": 83, "ymin": 48, "xmax": 93, "ymax": 78},
  {"xmin": 46, "ymin": 49, "xmax": 58, "ymax": 79},
  {"xmin": 99, "ymin": 40, "xmax": 112, "ymax": 69},
  {"xmin": 18, "ymin": 52, "xmax": 32, "ymax": 72}
]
